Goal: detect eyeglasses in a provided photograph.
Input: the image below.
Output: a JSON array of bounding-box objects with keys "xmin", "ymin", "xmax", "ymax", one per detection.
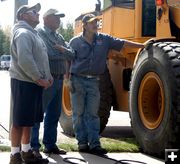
[{"xmin": 25, "ymin": 9, "xmax": 38, "ymax": 15}]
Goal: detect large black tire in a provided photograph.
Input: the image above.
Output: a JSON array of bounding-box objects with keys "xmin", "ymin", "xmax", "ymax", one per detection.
[
  {"xmin": 129, "ymin": 42, "xmax": 180, "ymax": 156},
  {"xmin": 59, "ymin": 103, "xmax": 74, "ymax": 136},
  {"xmin": 59, "ymin": 81, "xmax": 74, "ymax": 136},
  {"xmin": 99, "ymin": 67, "xmax": 113, "ymax": 133},
  {"xmin": 59, "ymin": 68, "xmax": 113, "ymax": 135}
]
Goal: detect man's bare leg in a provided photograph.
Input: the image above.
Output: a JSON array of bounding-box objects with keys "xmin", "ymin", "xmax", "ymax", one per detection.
[
  {"xmin": 10, "ymin": 125, "xmax": 23, "ymax": 155},
  {"xmin": 22, "ymin": 127, "xmax": 31, "ymax": 144},
  {"xmin": 21, "ymin": 127, "xmax": 31, "ymax": 152}
]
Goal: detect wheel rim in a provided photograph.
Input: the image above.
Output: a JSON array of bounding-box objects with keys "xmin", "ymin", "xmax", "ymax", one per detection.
[
  {"xmin": 138, "ymin": 72, "xmax": 165, "ymax": 129},
  {"xmin": 62, "ymin": 82, "xmax": 72, "ymax": 116}
]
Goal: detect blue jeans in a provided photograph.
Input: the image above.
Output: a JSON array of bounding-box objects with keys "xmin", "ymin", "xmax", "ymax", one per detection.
[
  {"xmin": 31, "ymin": 79, "xmax": 63, "ymax": 150},
  {"xmin": 31, "ymin": 123, "xmax": 41, "ymax": 151},
  {"xmin": 70, "ymin": 75, "xmax": 100, "ymax": 149}
]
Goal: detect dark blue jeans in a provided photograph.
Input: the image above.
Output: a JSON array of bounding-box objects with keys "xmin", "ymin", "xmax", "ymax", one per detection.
[
  {"xmin": 31, "ymin": 79, "xmax": 63, "ymax": 150},
  {"xmin": 70, "ymin": 75, "xmax": 101, "ymax": 149}
]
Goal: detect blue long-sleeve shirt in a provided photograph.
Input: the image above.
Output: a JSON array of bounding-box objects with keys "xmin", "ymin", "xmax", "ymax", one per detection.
[
  {"xmin": 37, "ymin": 26, "xmax": 75, "ymax": 75},
  {"xmin": 69, "ymin": 33, "xmax": 124, "ymax": 75}
]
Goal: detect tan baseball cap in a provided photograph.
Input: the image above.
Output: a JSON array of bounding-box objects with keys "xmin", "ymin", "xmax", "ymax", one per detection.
[
  {"xmin": 82, "ymin": 14, "xmax": 99, "ymax": 24},
  {"xmin": 43, "ymin": 9, "xmax": 65, "ymax": 18},
  {"xmin": 16, "ymin": 3, "xmax": 41, "ymax": 20}
]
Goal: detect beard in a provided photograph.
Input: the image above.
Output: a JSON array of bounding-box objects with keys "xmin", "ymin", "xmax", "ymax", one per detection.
[{"xmin": 32, "ymin": 18, "xmax": 40, "ymax": 27}]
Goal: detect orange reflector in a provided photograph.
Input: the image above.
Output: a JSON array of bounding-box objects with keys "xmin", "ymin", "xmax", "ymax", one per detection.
[{"xmin": 156, "ymin": 0, "xmax": 164, "ymax": 6}]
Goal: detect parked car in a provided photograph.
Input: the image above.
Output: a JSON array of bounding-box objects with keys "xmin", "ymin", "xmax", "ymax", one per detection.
[{"xmin": 0, "ymin": 55, "xmax": 11, "ymax": 70}]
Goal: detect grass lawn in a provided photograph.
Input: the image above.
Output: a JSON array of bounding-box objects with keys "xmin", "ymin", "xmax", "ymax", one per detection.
[
  {"xmin": 0, "ymin": 137, "xmax": 140, "ymax": 153},
  {"xmin": 58, "ymin": 137, "xmax": 140, "ymax": 153}
]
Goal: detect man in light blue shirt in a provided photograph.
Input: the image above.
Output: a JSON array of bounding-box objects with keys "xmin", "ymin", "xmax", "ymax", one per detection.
[{"xmin": 70, "ymin": 14, "xmax": 144, "ymax": 155}]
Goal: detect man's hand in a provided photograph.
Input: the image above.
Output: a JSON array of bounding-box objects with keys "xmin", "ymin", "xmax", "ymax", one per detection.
[
  {"xmin": 53, "ymin": 44, "xmax": 67, "ymax": 53},
  {"xmin": 144, "ymin": 39, "xmax": 155, "ymax": 50},
  {"xmin": 48, "ymin": 78, "xmax": 54, "ymax": 87},
  {"xmin": 36, "ymin": 79, "xmax": 51, "ymax": 89},
  {"xmin": 64, "ymin": 73, "xmax": 70, "ymax": 80}
]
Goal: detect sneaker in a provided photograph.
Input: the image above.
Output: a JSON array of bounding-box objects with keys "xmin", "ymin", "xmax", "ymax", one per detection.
[
  {"xmin": 21, "ymin": 149, "xmax": 49, "ymax": 164},
  {"xmin": 9, "ymin": 153, "xmax": 23, "ymax": 164},
  {"xmin": 32, "ymin": 150, "xmax": 42, "ymax": 159},
  {"xmin": 43, "ymin": 145, "xmax": 66, "ymax": 155},
  {"xmin": 89, "ymin": 146, "xmax": 107, "ymax": 155}
]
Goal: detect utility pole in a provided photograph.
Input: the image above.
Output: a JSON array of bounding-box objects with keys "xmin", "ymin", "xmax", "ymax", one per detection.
[
  {"xmin": 1, "ymin": 0, "xmax": 28, "ymax": 23},
  {"xmin": 9, "ymin": 0, "xmax": 28, "ymax": 138},
  {"xmin": 0, "ymin": 0, "xmax": 29, "ymax": 139},
  {"xmin": 14, "ymin": 0, "xmax": 28, "ymax": 23}
]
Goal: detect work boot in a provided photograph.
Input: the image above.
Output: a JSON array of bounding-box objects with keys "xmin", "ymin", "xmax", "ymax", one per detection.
[
  {"xmin": 9, "ymin": 153, "xmax": 23, "ymax": 164},
  {"xmin": 89, "ymin": 146, "xmax": 107, "ymax": 155},
  {"xmin": 21, "ymin": 149, "xmax": 49, "ymax": 164},
  {"xmin": 32, "ymin": 150, "xmax": 42, "ymax": 159},
  {"xmin": 78, "ymin": 144, "xmax": 89, "ymax": 153},
  {"xmin": 43, "ymin": 145, "xmax": 66, "ymax": 155}
]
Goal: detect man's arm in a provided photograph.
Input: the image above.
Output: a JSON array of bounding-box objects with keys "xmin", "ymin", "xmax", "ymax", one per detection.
[
  {"xmin": 38, "ymin": 28, "xmax": 75, "ymax": 61},
  {"xmin": 123, "ymin": 40, "xmax": 144, "ymax": 49},
  {"xmin": 15, "ymin": 33, "xmax": 51, "ymax": 89},
  {"xmin": 108, "ymin": 35, "xmax": 125, "ymax": 51},
  {"xmin": 108, "ymin": 34, "xmax": 144, "ymax": 51},
  {"xmin": 53, "ymin": 41, "xmax": 75, "ymax": 61},
  {"xmin": 16, "ymin": 32, "xmax": 42, "ymax": 81},
  {"xmin": 15, "ymin": 32, "xmax": 51, "ymax": 88},
  {"xmin": 36, "ymin": 78, "xmax": 51, "ymax": 89},
  {"xmin": 54, "ymin": 34, "xmax": 75, "ymax": 61}
]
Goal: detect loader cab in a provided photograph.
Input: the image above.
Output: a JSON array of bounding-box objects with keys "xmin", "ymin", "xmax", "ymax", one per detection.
[
  {"xmin": 168, "ymin": 0, "xmax": 180, "ymax": 41},
  {"xmin": 74, "ymin": 0, "xmax": 174, "ymax": 39},
  {"xmin": 100, "ymin": 0, "xmax": 157, "ymax": 38},
  {"xmin": 106, "ymin": 0, "xmax": 156, "ymax": 37}
]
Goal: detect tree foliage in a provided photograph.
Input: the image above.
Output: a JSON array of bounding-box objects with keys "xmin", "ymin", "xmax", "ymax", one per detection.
[
  {"xmin": 0, "ymin": 28, "xmax": 6, "ymax": 55},
  {"xmin": 0, "ymin": 26, "xmax": 11, "ymax": 56},
  {"xmin": 58, "ymin": 22, "xmax": 74, "ymax": 42},
  {"xmin": 3, "ymin": 35, "xmax": 10, "ymax": 55},
  {"xmin": 0, "ymin": 22, "xmax": 74, "ymax": 57}
]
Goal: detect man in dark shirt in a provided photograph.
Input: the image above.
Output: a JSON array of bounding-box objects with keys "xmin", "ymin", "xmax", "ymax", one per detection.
[
  {"xmin": 69, "ymin": 14, "xmax": 144, "ymax": 155},
  {"xmin": 31, "ymin": 9, "xmax": 75, "ymax": 157}
]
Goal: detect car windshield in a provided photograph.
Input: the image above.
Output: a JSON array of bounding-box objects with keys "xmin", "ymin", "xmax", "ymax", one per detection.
[{"xmin": 1, "ymin": 55, "xmax": 11, "ymax": 61}]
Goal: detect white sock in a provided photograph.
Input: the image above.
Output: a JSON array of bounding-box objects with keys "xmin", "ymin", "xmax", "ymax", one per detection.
[
  {"xmin": 11, "ymin": 147, "xmax": 20, "ymax": 155},
  {"xmin": 21, "ymin": 143, "xmax": 31, "ymax": 152}
]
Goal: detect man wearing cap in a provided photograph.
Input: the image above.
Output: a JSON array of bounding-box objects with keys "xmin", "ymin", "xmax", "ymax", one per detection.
[
  {"xmin": 69, "ymin": 14, "xmax": 144, "ymax": 155},
  {"xmin": 9, "ymin": 3, "xmax": 51, "ymax": 164},
  {"xmin": 30, "ymin": 9, "xmax": 75, "ymax": 157}
]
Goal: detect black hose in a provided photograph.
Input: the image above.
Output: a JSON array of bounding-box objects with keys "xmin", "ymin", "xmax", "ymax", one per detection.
[
  {"xmin": 63, "ymin": 154, "xmax": 148, "ymax": 164},
  {"xmin": 63, "ymin": 157, "xmax": 88, "ymax": 164},
  {"xmin": 115, "ymin": 159, "xmax": 147, "ymax": 164},
  {"xmin": 0, "ymin": 123, "xmax": 9, "ymax": 133},
  {"xmin": 98, "ymin": 154, "xmax": 147, "ymax": 164}
]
